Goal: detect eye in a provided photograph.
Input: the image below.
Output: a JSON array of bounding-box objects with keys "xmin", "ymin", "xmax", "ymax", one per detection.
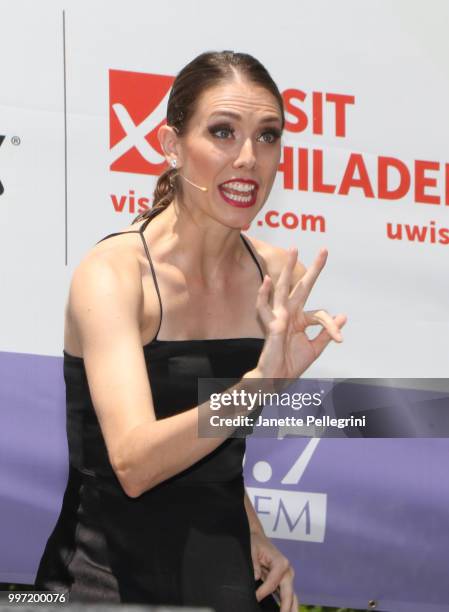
[
  {"xmin": 258, "ymin": 129, "xmax": 281, "ymax": 144},
  {"xmin": 208, "ymin": 124, "xmax": 235, "ymax": 139}
]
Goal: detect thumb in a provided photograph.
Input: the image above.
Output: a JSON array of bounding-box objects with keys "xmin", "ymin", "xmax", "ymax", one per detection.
[{"xmin": 253, "ymin": 560, "xmax": 262, "ymax": 581}]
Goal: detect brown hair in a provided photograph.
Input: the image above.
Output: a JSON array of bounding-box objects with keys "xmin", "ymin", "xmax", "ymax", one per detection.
[{"xmin": 132, "ymin": 50, "xmax": 285, "ymax": 225}]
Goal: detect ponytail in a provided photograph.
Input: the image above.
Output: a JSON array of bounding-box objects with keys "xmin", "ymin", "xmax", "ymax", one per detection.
[
  {"xmin": 153, "ymin": 167, "xmax": 178, "ymax": 209},
  {"xmin": 131, "ymin": 167, "xmax": 178, "ymax": 225}
]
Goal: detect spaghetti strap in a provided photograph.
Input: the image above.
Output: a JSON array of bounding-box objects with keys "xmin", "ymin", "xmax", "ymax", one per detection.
[
  {"xmin": 96, "ymin": 231, "xmax": 140, "ymax": 244},
  {"xmin": 240, "ymin": 234, "xmax": 265, "ymax": 283},
  {"xmin": 95, "ymin": 213, "xmax": 163, "ymax": 342},
  {"xmin": 138, "ymin": 217, "xmax": 163, "ymax": 341}
]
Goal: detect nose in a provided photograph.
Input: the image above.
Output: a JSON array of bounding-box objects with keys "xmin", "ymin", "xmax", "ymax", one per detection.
[{"xmin": 232, "ymin": 137, "xmax": 256, "ymax": 170}]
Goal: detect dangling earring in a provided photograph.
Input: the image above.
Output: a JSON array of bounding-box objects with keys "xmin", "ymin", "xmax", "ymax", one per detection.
[{"xmin": 170, "ymin": 159, "xmax": 177, "ymax": 169}]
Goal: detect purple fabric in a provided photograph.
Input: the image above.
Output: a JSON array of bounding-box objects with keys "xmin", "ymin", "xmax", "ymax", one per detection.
[
  {"xmin": 0, "ymin": 350, "xmax": 448, "ymax": 611},
  {"xmin": 0, "ymin": 351, "xmax": 68, "ymax": 584},
  {"xmin": 244, "ymin": 437, "xmax": 449, "ymax": 612}
]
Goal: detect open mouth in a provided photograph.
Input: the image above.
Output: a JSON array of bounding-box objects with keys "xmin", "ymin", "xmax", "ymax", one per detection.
[{"xmin": 218, "ymin": 179, "xmax": 259, "ymax": 208}]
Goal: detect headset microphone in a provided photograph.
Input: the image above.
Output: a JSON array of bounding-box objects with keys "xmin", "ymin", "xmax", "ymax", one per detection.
[{"xmin": 178, "ymin": 174, "xmax": 208, "ymax": 193}]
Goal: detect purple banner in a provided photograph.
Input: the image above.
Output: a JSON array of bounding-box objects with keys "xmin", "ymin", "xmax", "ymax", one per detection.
[{"xmin": 1, "ymin": 350, "xmax": 448, "ymax": 611}]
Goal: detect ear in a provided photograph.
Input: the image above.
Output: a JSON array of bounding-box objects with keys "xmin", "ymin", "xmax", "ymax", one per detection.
[{"xmin": 157, "ymin": 124, "xmax": 183, "ymax": 167}]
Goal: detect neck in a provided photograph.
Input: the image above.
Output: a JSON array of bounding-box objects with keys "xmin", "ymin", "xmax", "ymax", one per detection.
[{"xmin": 149, "ymin": 199, "xmax": 248, "ymax": 288}]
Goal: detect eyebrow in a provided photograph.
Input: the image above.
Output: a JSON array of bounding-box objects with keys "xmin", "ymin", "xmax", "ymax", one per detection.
[{"xmin": 208, "ymin": 110, "xmax": 282, "ymax": 125}]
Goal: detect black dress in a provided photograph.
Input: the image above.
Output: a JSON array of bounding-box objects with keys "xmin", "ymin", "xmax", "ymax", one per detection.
[{"xmin": 34, "ymin": 213, "xmax": 279, "ymax": 610}]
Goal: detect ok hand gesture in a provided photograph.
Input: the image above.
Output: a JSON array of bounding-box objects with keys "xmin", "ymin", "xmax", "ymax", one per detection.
[{"xmin": 255, "ymin": 248, "xmax": 346, "ymax": 379}]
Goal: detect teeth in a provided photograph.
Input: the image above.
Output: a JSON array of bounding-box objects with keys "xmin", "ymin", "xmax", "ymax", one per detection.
[
  {"xmin": 223, "ymin": 192, "xmax": 253, "ymax": 203},
  {"xmin": 221, "ymin": 181, "xmax": 255, "ymax": 193}
]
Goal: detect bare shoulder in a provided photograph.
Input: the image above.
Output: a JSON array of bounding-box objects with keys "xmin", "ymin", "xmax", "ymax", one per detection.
[
  {"xmin": 67, "ymin": 235, "xmax": 144, "ymax": 345},
  {"xmin": 245, "ymin": 235, "xmax": 307, "ymax": 285},
  {"xmin": 74, "ymin": 233, "xmax": 142, "ymax": 295},
  {"xmin": 75, "ymin": 240, "xmax": 142, "ymax": 294}
]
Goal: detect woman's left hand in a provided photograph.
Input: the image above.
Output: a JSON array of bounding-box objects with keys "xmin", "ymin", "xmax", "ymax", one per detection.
[{"xmin": 250, "ymin": 530, "xmax": 299, "ymax": 611}]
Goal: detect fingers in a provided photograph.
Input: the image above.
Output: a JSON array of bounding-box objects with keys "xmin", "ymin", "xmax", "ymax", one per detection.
[
  {"xmin": 255, "ymin": 564, "xmax": 284, "ymax": 602},
  {"xmin": 278, "ymin": 570, "xmax": 294, "ymax": 612},
  {"xmin": 256, "ymin": 564, "xmax": 295, "ymax": 612},
  {"xmin": 255, "ymin": 574, "xmax": 278, "ymax": 602},
  {"xmin": 273, "ymin": 248, "xmax": 298, "ymax": 310},
  {"xmin": 253, "ymin": 563, "xmax": 262, "ymax": 581},
  {"xmin": 310, "ymin": 313, "xmax": 347, "ymax": 357},
  {"xmin": 256, "ymin": 275, "xmax": 275, "ymax": 328},
  {"xmin": 304, "ymin": 309, "xmax": 343, "ymax": 342},
  {"xmin": 289, "ymin": 248, "xmax": 328, "ymax": 311},
  {"xmin": 255, "ymin": 558, "xmax": 292, "ymax": 604},
  {"xmin": 251, "ymin": 547, "xmax": 262, "ymax": 581}
]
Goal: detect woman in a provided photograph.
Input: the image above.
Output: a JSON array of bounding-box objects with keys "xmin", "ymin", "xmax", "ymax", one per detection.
[{"xmin": 34, "ymin": 51, "xmax": 346, "ymax": 611}]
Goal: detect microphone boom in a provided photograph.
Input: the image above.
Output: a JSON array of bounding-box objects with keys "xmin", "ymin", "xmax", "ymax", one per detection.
[{"xmin": 178, "ymin": 174, "xmax": 208, "ymax": 192}]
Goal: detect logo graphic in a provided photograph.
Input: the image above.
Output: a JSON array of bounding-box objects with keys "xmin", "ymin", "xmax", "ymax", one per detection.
[
  {"xmin": 0, "ymin": 135, "xmax": 5, "ymax": 195},
  {"xmin": 109, "ymin": 69, "xmax": 174, "ymax": 176},
  {"xmin": 245, "ymin": 438, "xmax": 326, "ymax": 542}
]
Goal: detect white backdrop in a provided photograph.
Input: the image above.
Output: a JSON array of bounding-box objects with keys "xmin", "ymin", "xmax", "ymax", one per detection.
[{"xmin": 1, "ymin": 0, "xmax": 448, "ymax": 377}]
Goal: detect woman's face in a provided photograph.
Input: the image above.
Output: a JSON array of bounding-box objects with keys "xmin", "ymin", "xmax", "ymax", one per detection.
[{"xmin": 176, "ymin": 76, "xmax": 283, "ymax": 228}]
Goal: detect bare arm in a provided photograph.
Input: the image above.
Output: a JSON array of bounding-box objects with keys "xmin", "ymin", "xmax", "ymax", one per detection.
[{"xmin": 69, "ymin": 254, "xmax": 263, "ymax": 499}]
